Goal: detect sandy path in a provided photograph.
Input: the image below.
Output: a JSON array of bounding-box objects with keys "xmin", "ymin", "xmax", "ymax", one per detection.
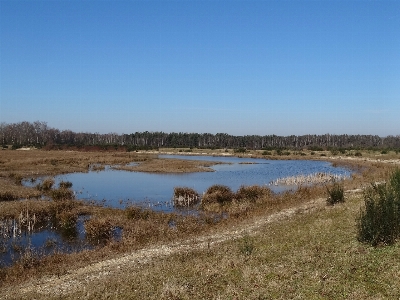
[{"xmin": 1, "ymin": 193, "xmax": 341, "ymax": 299}]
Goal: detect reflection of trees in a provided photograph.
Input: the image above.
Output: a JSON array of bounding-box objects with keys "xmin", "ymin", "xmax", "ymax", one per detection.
[{"xmin": 1, "ymin": 121, "xmax": 398, "ymax": 150}]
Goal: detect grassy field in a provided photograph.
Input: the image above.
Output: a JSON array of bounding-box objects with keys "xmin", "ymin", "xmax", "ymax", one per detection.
[{"xmin": 1, "ymin": 148, "xmax": 400, "ymax": 299}]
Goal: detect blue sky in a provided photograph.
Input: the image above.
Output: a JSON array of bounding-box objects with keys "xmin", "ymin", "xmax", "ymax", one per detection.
[{"xmin": 1, "ymin": 0, "xmax": 399, "ymax": 136}]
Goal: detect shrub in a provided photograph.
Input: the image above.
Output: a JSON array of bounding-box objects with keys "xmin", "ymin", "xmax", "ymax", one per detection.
[
  {"xmin": 85, "ymin": 218, "xmax": 113, "ymax": 243},
  {"xmin": 238, "ymin": 235, "xmax": 255, "ymax": 256},
  {"xmin": 262, "ymin": 150, "xmax": 271, "ymax": 155},
  {"xmin": 59, "ymin": 181, "xmax": 73, "ymax": 189},
  {"xmin": 326, "ymin": 182, "xmax": 345, "ymax": 205},
  {"xmin": 236, "ymin": 185, "xmax": 272, "ymax": 202},
  {"xmin": 36, "ymin": 178, "xmax": 54, "ymax": 191},
  {"xmin": 355, "ymin": 152, "xmax": 362, "ymax": 157},
  {"xmin": 173, "ymin": 187, "xmax": 199, "ymax": 207},
  {"xmin": 357, "ymin": 169, "xmax": 400, "ymax": 246},
  {"xmin": 201, "ymin": 185, "xmax": 234, "ymax": 205},
  {"xmin": 56, "ymin": 211, "xmax": 78, "ymax": 237}
]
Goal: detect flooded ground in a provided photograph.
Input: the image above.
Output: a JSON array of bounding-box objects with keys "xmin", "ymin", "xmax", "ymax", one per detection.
[{"xmin": 33, "ymin": 155, "xmax": 351, "ymax": 211}]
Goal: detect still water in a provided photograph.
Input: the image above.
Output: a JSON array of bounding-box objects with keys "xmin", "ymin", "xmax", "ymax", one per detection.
[
  {"xmin": 3, "ymin": 155, "xmax": 350, "ymax": 266},
  {"xmin": 52, "ymin": 155, "xmax": 351, "ymax": 211}
]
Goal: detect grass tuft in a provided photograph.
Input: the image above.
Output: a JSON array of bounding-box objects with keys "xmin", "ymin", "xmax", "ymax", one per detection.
[
  {"xmin": 201, "ymin": 185, "xmax": 235, "ymax": 206},
  {"xmin": 326, "ymin": 181, "xmax": 345, "ymax": 205}
]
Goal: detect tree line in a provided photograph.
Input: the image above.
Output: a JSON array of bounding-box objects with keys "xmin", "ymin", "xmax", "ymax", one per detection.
[{"xmin": 1, "ymin": 121, "xmax": 399, "ymax": 151}]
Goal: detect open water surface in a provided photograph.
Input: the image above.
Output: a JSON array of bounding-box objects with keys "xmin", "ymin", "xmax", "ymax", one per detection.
[
  {"xmin": 2, "ymin": 155, "xmax": 351, "ymax": 266},
  {"xmin": 50, "ymin": 155, "xmax": 351, "ymax": 211}
]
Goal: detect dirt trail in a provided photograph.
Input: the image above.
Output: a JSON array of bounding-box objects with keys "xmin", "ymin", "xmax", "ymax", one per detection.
[{"xmin": 1, "ymin": 190, "xmax": 360, "ymax": 299}]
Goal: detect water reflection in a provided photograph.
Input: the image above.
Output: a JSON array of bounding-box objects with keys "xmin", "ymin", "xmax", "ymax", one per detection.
[
  {"xmin": 0, "ymin": 215, "xmax": 121, "ymax": 267},
  {"xmin": 48, "ymin": 155, "xmax": 351, "ymax": 211}
]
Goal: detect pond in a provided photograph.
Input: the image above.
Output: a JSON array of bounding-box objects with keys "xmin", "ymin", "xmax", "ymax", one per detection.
[
  {"xmin": 4, "ymin": 155, "xmax": 350, "ymax": 266},
  {"xmin": 47, "ymin": 155, "xmax": 351, "ymax": 212}
]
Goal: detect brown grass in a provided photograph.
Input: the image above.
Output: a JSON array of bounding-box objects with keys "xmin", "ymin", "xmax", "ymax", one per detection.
[
  {"xmin": 0, "ymin": 148, "xmax": 399, "ymax": 296},
  {"xmin": 115, "ymin": 158, "xmax": 221, "ymax": 173}
]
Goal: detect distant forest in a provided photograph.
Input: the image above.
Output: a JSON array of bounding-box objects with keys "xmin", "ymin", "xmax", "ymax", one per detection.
[{"xmin": 1, "ymin": 121, "xmax": 400, "ymax": 151}]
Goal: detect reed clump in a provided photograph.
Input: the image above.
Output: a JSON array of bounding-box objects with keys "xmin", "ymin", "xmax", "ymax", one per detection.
[
  {"xmin": 201, "ymin": 185, "xmax": 235, "ymax": 206},
  {"xmin": 36, "ymin": 178, "xmax": 54, "ymax": 191},
  {"xmin": 50, "ymin": 188, "xmax": 74, "ymax": 201},
  {"xmin": 173, "ymin": 187, "xmax": 199, "ymax": 207}
]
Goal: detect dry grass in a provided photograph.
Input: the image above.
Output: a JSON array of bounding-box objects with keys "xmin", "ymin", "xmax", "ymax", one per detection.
[
  {"xmin": 7, "ymin": 191, "xmax": 400, "ymax": 299},
  {"xmin": 115, "ymin": 158, "xmax": 221, "ymax": 173},
  {"xmin": 1, "ymin": 148, "xmax": 399, "ymax": 298}
]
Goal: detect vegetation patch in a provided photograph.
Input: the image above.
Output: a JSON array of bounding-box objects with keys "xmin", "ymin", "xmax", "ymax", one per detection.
[
  {"xmin": 84, "ymin": 218, "xmax": 114, "ymax": 244},
  {"xmin": 236, "ymin": 185, "xmax": 272, "ymax": 202},
  {"xmin": 201, "ymin": 185, "xmax": 235, "ymax": 206},
  {"xmin": 326, "ymin": 181, "xmax": 345, "ymax": 205},
  {"xmin": 357, "ymin": 169, "xmax": 400, "ymax": 246},
  {"xmin": 173, "ymin": 187, "xmax": 199, "ymax": 207}
]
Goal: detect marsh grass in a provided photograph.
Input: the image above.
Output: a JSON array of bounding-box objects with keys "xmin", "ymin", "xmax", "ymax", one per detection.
[
  {"xmin": 50, "ymin": 187, "xmax": 74, "ymax": 200},
  {"xmin": 326, "ymin": 181, "xmax": 345, "ymax": 205},
  {"xmin": 173, "ymin": 187, "xmax": 199, "ymax": 207},
  {"xmin": 236, "ymin": 185, "xmax": 272, "ymax": 202},
  {"xmin": 22, "ymin": 191, "xmax": 400, "ymax": 299},
  {"xmin": 357, "ymin": 169, "xmax": 400, "ymax": 246},
  {"xmin": 201, "ymin": 185, "xmax": 235, "ymax": 206},
  {"xmin": 85, "ymin": 218, "xmax": 114, "ymax": 244},
  {"xmin": 36, "ymin": 178, "xmax": 54, "ymax": 191},
  {"xmin": 0, "ymin": 149, "xmax": 398, "ymax": 296}
]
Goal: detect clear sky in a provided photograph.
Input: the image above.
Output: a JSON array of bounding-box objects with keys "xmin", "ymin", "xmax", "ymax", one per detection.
[{"xmin": 1, "ymin": 0, "xmax": 399, "ymax": 136}]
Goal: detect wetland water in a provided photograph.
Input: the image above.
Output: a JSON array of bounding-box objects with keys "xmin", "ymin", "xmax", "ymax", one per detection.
[
  {"xmin": 51, "ymin": 155, "xmax": 351, "ymax": 211},
  {"xmin": 3, "ymin": 155, "xmax": 350, "ymax": 266}
]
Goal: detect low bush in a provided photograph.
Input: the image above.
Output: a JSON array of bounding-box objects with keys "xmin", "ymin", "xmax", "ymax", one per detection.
[
  {"xmin": 85, "ymin": 218, "xmax": 113, "ymax": 243},
  {"xmin": 326, "ymin": 182, "xmax": 345, "ymax": 205},
  {"xmin": 236, "ymin": 185, "xmax": 272, "ymax": 202},
  {"xmin": 357, "ymin": 169, "xmax": 400, "ymax": 246},
  {"xmin": 36, "ymin": 178, "xmax": 54, "ymax": 191},
  {"xmin": 201, "ymin": 185, "xmax": 234, "ymax": 205},
  {"xmin": 56, "ymin": 211, "xmax": 78, "ymax": 236}
]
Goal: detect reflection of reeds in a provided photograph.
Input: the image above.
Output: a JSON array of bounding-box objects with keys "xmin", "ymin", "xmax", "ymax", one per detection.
[
  {"xmin": 270, "ymin": 172, "xmax": 349, "ymax": 186},
  {"xmin": 173, "ymin": 187, "xmax": 199, "ymax": 207},
  {"xmin": 0, "ymin": 209, "xmax": 36, "ymax": 239}
]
